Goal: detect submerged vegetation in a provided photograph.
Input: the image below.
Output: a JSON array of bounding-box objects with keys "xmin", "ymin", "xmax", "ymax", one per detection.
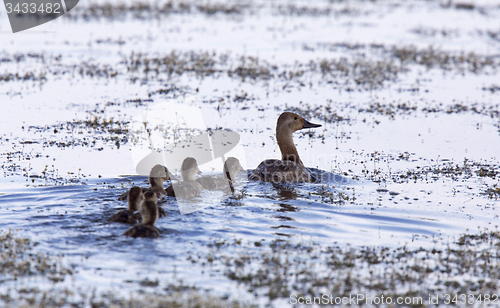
[
  {"xmin": 2, "ymin": 288, "xmax": 257, "ymax": 308},
  {"xmin": 2, "ymin": 43, "xmax": 500, "ymax": 92},
  {"xmin": 2, "ymin": 226, "xmax": 500, "ymax": 307},
  {"xmin": 66, "ymin": 0, "xmax": 252, "ymax": 20},
  {"xmin": 211, "ymin": 229, "xmax": 500, "ymax": 304},
  {"xmin": 62, "ymin": 0, "xmax": 500, "ymax": 21},
  {"xmin": 0, "ymin": 230, "xmax": 71, "ymax": 284}
]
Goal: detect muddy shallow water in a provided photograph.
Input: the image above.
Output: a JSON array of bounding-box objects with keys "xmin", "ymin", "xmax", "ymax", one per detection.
[{"xmin": 0, "ymin": 0, "xmax": 499, "ymax": 307}]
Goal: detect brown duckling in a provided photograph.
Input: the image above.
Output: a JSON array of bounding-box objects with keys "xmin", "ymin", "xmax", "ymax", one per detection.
[
  {"xmin": 249, "ymin": 112, "xmax": 321, "ymax": 183},
  {"xmin": 108, "ymin": 186, "xmax": 143, "ymax": 224},
  {"xmin": 123, "ymin": 198, "xmax": 160, "ymax": 238},
  {"xmin": 143, "ymin": 190, "xmax": 166, "ymax": 218},
  {"xmin": 118, "ymin": 164, "xmax": 171, "ymax": 200}
]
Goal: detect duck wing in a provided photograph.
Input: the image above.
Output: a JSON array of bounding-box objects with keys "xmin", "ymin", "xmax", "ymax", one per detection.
[
  {"xmin": 117, "ymin": 191, "xmax": 128, "ymax": 201},
  {"xmin": 107, "ymin": 210, "xmax": 138, "ymax": 224},
  {"xmin": 249, "ymin": 159, "xmax": 312, "ymax": 183},
  {"xmin": 123, "ymin": 225, "xmax": 161, "ymax": 238}
]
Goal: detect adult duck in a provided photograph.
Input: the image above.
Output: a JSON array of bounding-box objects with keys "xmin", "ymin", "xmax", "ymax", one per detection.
[{"xmin": 249, "ymin": 112, "xmax": 321, "ymax": 183}]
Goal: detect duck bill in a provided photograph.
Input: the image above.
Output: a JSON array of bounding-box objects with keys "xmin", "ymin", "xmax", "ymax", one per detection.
[{"xmin": 302, "ymin": 119, "xmax": 322, "ymax": 129}]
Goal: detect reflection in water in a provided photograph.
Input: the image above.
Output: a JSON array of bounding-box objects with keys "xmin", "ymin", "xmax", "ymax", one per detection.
[
  {"xmin": 275, "ymin": 233, "xmax": 292, "ymax": 237},
  {"xmin": 273, "ymin": 184, "xmax": 298, "ymax": 200},
  {"xmin": 274, "ymin": 215, "xmax": 295, "ymax": 221},
  {"xmin": 276, "ymin": 202, "xmax": 298, "ymax": 213},
  {"xmin": 271, "ymin": 225, "xmax": 295, "ymax": 229}
]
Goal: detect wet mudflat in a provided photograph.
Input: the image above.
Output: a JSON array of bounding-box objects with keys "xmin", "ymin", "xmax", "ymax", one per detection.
[{"xmin": 0, "ymin": 0, "xmax": 499, "ymax": 307}]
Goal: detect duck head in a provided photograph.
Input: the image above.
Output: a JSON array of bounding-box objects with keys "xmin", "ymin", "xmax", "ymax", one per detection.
[
  {"xmin": 277, "ymin": 112, "xmax": 322, "ymax": 133},
  {"xmin": 276, "ymin": 112, "xmax": 321, "ymax": 166},
  {"xmin": 180, "ymin": 157, "xmax": 201, "ymax": 182}
]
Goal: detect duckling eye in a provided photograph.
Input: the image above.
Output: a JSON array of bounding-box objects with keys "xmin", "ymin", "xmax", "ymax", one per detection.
[{"xmin": 294, "ymin": 117, "xmax": 298, "ymax": 120}]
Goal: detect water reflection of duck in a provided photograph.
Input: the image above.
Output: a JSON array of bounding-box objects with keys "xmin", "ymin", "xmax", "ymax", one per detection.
[
  {"xmin": 123, "ymin": 197, "xmax": 161, "ymax": 238},
  {"xmin": 108, "ymin": 186, "xmax": 143, "ymax": 224},
  {"xmin": 196, "ymin": 157, "xmax": 243, "ymax": 191},
  {"xmin": 250, "ymin": 112, "xmax": 321, "ymax": 183},
  {"xmin": 118, "ymin": 164, "xmax": 171, "ymax": 201}
]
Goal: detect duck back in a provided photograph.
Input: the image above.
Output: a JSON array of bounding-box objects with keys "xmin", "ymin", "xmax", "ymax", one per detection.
[
  {"xmin": 172, "ymin": 181, "xmax": 203, "ymax": 198},
  {"xmin": 107, "ymin": 210, "xmax": 141, "ymax": 224},
  {"xmin": 249, "ymin": 159, "xmax": 312, "ymax": 183},
  {"xmin": 123, "ymin": 225, "xmax": 161, "ymax": 238},
  {"xmin": 196, "ymin": 176, "xmax": 232, "ymax": 191}
]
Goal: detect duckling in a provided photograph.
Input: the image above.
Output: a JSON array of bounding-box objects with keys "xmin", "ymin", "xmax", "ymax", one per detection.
[
  {"xmin": 249, "ymin": 112, "xmax": 321, "ymax": 183},
  {"xmin": 123, "ymin": 199, "xmax": 160, "ymax": 238},
  {"xmin": 196, "ymin": 157, "xmax": 243, "ymax": 191},
  {"xmin": 107, "ymin": 186, "xmax": 143, "ymax": 224},
  {"xmin": 168, "ymin": 157, "xmax": 203, "ymax": 199},
  {"xmin": 143, "ymin": 190, "xmax": 167, "ymax": 218},
  {"xmin": 118, "ymin": 164, "xmax": 171, "ymax": 200},
  {"xmin": 146, "ymin": 164, "xmax": 173, "ymax": 197}
]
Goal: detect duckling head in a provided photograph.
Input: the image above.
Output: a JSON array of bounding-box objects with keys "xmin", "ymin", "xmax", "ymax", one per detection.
[
  {"xmin": 149, "ymin": 164, "xmax": 171, "ymax": 187},
  {"xmin": 139, "ymin": 200, "xmax": 158, "ymax": 226},
  {"xmin": 223, "ymin": 157, "xmax": 243, "ymax": 181},
  {"xmin": 144, "ymin": 191, "xmax": 157, "ymax": 204},
  {"xmin": 180, "ymin": 157, "xmax": 200, "ymax": 182},
  {"xmin": 128, "ymin": 186, "xmax": 144, "ymax": 212}
]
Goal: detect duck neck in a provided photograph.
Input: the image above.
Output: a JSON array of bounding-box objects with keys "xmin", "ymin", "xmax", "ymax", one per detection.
[
  {"xmin": 128, "ymin": 198, "xmax": 141, "ymax": 212},
  {"xmin": 181, "ymin": 170, "xmax": 196, "ymax": 182},
  {"xmin": 276, "ymin": 129, "xmax": 304, "ymax": 166},
  {"xmin": 141, "ymin": 202, "xmax": 157, "ymax": 225}
]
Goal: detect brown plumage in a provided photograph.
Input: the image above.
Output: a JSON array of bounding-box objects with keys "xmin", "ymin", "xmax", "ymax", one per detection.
[
  {"xmin": 122, "ymin": 224, "xmax": 160, "ymax": 238},
  {"xmin": 249, "ymin": 112, "xmax": 321, "ymax": 183},
  {"xmin": 144, "ymin": 190, "xmax": 166, "ymax": 218},
  {"xmin": 107, "ymin": 186, "xmax": 143, "ymax": 224},
  {"xmin": 250, "ymin": 159, "xmax": 312, "ymax": 183}
]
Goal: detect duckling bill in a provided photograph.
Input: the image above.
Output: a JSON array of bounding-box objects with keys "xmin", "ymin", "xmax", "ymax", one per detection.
[{"xmin": 249, "ymin": 112, "xmax": 321, "ymax": 183}]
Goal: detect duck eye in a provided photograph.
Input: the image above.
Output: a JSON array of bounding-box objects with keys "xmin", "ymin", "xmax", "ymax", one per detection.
[{"xmin": 294, "ymin": 117, "xmax": 298, "ymax": 120}]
